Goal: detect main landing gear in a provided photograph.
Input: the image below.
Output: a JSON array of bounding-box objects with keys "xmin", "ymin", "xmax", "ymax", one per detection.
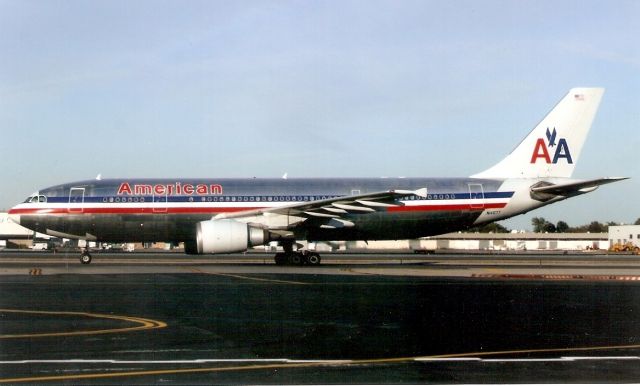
[
  {"xmin": 274, "ymin": 250, "xmax": 322, "ymax": 266},
  {"xmin": 80, "ymin": 249, "xmax": 92, "ymax": 264},
  {"xmin": 274, "ymin": 241, "xmax": 322, "ymax": 266}
]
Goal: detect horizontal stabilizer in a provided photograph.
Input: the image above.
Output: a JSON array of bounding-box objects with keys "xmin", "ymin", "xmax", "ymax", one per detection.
[{"xmin": 531, "ymin": 177, "xmax": 628, "ymax": 197}]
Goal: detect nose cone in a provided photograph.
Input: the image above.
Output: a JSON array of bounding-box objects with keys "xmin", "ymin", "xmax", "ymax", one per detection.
[{"xmin": 7, "ymin": 210, "xmax": 20, "ymax": 225}]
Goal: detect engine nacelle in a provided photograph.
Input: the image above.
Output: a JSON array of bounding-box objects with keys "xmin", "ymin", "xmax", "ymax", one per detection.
[{"xmin": 186, "ymin": 219, "xmax": 268, "ymax": 254}]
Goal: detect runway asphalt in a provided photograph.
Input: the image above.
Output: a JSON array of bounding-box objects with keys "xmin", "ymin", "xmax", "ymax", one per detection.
[{"xmin": 2, "ymin": 251, "xmax": 640, "ymax": 384}]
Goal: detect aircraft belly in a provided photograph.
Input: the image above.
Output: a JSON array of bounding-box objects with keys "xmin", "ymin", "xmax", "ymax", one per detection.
[
  {"xmin": 93, "ymin": 214, "xmax": 210, "ymax": 242},
  {"xmin": 301, "ymin": 210, "xmax": 482, "ymax": 241},
  {"xmin": 20, "ymin": 209, "xmax": 484, "ymax": 243},
  {"xmin": 20, "ymin": 214, "xmax": 208, "ymax": 243}
]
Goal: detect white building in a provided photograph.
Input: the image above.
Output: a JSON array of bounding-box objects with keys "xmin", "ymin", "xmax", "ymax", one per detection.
[
  {"xmin": 305, "ymin": 232, "xmax": 609, "ymax": 252},
  {"xmin": 0, "ymin": 212, "xmax": 34, "ymax": 239},
  {"xmin": 427, "ymin": 232, "xmax": 608, "ymax": 251},
  {"xmin": 0, "ymin": 212, "xmax": 55, "ymax": 249},
  {"xmin": 609, "ymin": 225, "xmax": 640, "ymax": 248}
]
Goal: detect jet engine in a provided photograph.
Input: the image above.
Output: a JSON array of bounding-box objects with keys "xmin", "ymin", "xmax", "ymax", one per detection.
[{"xmin": 184, "ymin": 219, "xmax": 268, "ymax": 254}]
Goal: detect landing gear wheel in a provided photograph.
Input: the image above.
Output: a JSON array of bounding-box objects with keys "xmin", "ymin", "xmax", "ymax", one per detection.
[
  {"xmin": 289, "ymin": 253, "xmax": 303, "ymax": 265},
  {"xmin": 307, "ymin": 253, "xmax": 321, "ymax": 266},
  {"xmin": 80, "ymin": 253, "xmax": 92, "ymax": 265},
  {"xmin": 273, "ymin": 241, "xmax": 322, "ymax": 266}
]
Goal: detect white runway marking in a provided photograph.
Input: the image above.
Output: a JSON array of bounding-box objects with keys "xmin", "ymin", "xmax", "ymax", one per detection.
[
  {"xmin": 416, "ymin": 356, "xmax": 640, "ymax": 363},
  {"xmin": 3, "ymin": 356, "xmax": 639, "ymax": 365},
  {"xmin": 0, "ymin": 358, "xmax": 351, "ymax": 365},
  {"xmin": 413, "ymin": 357, "xmax": 481, "ymax": 362}
]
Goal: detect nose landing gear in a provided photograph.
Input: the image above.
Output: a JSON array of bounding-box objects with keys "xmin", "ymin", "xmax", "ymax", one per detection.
[{"xmin": 80, "ymin": 249, "xmax": 92, "ymax": 264}]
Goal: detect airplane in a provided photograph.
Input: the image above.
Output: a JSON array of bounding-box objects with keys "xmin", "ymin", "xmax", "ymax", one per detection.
[{"xmin": 8, "ymin": 88, "xmax": 626, "ymax": 265}]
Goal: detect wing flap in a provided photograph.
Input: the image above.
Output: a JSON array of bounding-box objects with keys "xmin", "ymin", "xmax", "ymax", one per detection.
[
  {"xmin": 331, "ymin": 203, "xmax": 376, "ymax": 212},
  {"xmin": 303, "ymin": 211, "xmax": 340, "ymax": 218}
]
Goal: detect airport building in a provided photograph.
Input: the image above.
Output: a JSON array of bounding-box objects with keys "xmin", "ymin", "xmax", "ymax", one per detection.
[
  {"xmin": 327, "ymin": 232, "xmax": 608, "ymax": 252},
  {"xmin": 608, "ymin": 225, "xmax": 640, "ymax": 248},
  {"xmin": 0, "ymin": 212, "xmax": 34, "ymax": 249},
  {"xmin": 0, "ymin": 212, "xmax": 55, "ymax": 249},
  {"xmin": 0, "ymin": 212, "xmax": 33, "ymax": 239}
]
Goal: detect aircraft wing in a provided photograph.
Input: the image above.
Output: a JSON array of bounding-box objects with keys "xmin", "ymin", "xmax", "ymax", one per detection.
[
  {"xmin": 214, "ymin": 188, "xmax": 428, "ymax": 229},
  {"xmin": 530, "ymin": 177, "xmax": 628, "ymax": 196}
]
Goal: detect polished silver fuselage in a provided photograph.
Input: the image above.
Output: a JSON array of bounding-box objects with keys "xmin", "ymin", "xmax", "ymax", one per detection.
[{"xmin": 10, "ymin": 177, "xmax": 514, "ymax": 243}]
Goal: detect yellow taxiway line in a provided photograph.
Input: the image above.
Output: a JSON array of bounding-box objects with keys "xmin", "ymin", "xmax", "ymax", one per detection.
[{"xmin": 0, "ymin": 309, "xmax": 166, "ymax": 339}]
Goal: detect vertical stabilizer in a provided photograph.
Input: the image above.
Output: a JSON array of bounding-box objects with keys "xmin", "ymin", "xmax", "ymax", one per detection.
[{"xmin": 471, "ymin": 88, "xmax": 604, "ymax": 179}]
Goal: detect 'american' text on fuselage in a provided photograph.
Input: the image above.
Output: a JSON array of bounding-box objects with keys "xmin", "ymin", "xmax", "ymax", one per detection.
[{"xmin": 117, "ymin": 182, "xmax": 224, "ymax": 196}]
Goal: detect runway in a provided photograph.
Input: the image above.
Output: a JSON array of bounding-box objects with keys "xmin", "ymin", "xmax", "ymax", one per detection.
[{"xmin": 2, "ymin": 251, "xmax": 640, "ymax": 384}]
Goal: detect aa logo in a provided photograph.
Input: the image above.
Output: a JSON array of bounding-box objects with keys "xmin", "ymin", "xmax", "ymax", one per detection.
[{"xmin": 530, "ymin": 128, "xmax": 573, "ymax": 164}]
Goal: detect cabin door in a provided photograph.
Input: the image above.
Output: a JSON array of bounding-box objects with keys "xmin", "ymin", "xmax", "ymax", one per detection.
[
  {"xmin": 468, "ymin": 183, "xmax": 485, "ymax": 209},
  {"xmin": 69, "ymin": 187, "xmax": 85, "ymax": 213},
  {"xmin": 153, "ymin": 190, "xmax": 168, "ymax": 213}
]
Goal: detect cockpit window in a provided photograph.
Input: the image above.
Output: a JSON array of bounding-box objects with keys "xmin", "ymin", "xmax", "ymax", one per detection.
[{"xmin": 24, "ymin": 195, "xmax": 47, "ymax": 203}]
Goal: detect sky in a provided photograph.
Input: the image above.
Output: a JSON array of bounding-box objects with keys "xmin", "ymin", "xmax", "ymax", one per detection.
[{"xmin": 0, "ymin": 0, "xmax": 638, "ymax": 231}]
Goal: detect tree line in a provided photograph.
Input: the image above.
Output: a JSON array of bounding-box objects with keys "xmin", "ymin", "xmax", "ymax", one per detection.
[
  {"xmin": 469, "ymin": 217, "xmax": 640, "ymax": 233},
  {"xmin": 530, "ymin": 217, "xmax": 640, "ymax": 233}
]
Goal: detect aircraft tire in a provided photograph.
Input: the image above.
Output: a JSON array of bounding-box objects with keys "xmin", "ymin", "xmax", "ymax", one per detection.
[
  {"xmin": 307, "ymin": 253, "xmax": 321, "ymax": 266},
  {"xmin": 80, "ymin": 253, "xmax": 92, "ymax": 265},
  {"xmin": 289, "ymin": 253, "xmax": 302, "ymax": 265}
]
